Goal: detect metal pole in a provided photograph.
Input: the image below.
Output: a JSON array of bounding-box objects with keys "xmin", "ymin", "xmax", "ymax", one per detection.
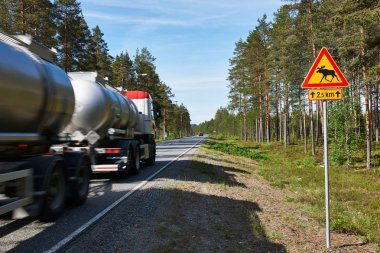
[{"xmin": 323, "ymin": 100, "xmax": 330, "ymax": 249}]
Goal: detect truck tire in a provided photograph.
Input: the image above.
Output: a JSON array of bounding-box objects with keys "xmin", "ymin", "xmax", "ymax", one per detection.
[
  {"xmin": 70, "ymin": 158, "xmax": 91, "ymax": 206},
  {"xmin": 39, "ymin": 163, "xmax": 65, "ymax": 222},
  {"xmin": 63, "ymin": 152, "xmax": 91, "ymax": 206},
  {"xmin": 127, "ymin": 146, "xmax": 140, "ymax": 175},
  {"xmin": 146, "ymin": 144, "xmax": 156, "ymax": 166}
]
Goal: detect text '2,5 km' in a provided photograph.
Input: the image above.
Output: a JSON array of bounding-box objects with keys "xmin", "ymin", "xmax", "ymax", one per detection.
[{"xmin": 308, "ymin": 89, "xmax": 343, "ymax": 101}]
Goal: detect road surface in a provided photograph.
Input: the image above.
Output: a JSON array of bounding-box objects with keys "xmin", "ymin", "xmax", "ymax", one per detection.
[{"xmin": 0, "ymin": 136, "xmax": 203, "ymax": 253}]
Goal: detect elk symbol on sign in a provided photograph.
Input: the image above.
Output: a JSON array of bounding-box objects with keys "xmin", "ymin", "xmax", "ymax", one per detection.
[{"xmin": 316, "ymin": 66, "xmax": 340, "ymax": 82}]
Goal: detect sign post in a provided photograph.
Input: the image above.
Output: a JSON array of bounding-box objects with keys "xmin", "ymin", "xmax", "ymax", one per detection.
[
  {"xmin": 301, "ymin": 47, "xmax": 349, "ymax": 250},
  {"xmin": 323, "ymin": 100, "xmax": 330, "ymax": 248}
]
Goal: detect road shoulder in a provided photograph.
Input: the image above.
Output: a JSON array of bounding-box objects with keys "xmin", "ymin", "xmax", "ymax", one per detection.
[{"xmin": 63, "ymin": 143, "xmax": 376, "ymax": 253}]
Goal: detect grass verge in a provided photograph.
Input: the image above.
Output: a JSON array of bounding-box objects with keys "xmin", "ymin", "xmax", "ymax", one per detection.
[
  {"xmin": 205, "ymin": 138, "xmax": 267, "ymax": 161},
  {"xmin": 205, "ymin": 135, "xmax": 380, "ymax": 248}
]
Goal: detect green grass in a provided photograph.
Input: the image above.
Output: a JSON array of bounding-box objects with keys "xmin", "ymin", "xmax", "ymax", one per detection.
[
  {"xmin": 205, "ymin": 136, "xmax": 380, "ymax": 248},
  {"xmin": 205, "ymin": 139, "xmax": 267, "ymax": 161}
]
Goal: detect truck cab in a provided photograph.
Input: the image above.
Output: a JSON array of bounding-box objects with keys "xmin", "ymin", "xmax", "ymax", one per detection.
[{"xmin": 124, "ymin": 91, "xmax": 156, "ymax": 137}]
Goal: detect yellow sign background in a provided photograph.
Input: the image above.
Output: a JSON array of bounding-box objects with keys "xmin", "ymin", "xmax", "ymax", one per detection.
[
  {"xmin": 308, "ymin": 55, "xmax": 342, "ymax": 85},
  {"xmin": 308, "ymin": 89, "xmax": 343, "ymax": 101}
]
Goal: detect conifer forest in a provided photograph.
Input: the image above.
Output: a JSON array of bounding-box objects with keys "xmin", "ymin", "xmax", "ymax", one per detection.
[
  {"xmin": 0, "ymin": 0, "xmax": 191, "ymax": 140},
  {"xmin": 195, "ymin": 0, "xmax": 380, "ymax": 168}
]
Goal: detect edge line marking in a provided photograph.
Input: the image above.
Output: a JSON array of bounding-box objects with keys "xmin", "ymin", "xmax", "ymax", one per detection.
[{"xmin": 45, "ymin": 139, "xmax": 203, "ymax": 253}]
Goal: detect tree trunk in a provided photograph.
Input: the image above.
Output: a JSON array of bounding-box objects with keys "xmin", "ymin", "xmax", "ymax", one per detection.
[
  {"xmin": 309, "ymin": 100, "xmax": 315, "ymax": 155},
  {"xmin": 19, "ymin": 0, "xmax": 27, "ymax": 34},
  {"xmin": 243, "ymin": 103, "xmax": 247, "ymax": 141},
  {"xmin": 265, "ymin": 94, "xmax": 270, "ymax": 144},
  {"xmin": 303, "ymin": 95, "xmax": 308, "ymax": 153},
  {"xmin": 64, "ymin": 4, "xmax": 68, "ymax": 72},
  {"xmin": 354, "ymin": 72, "xmax": 361, "ymax": 134},
  {"xmin": 361, "ymin": 27, "xmax": 371, "ymax": 169},
  {"xmin": 298, "ymin": 88, "xmax": 303, "ymax": 141},
  {"xmin": 239, "ymin": 94, "xmax": 244, "ymax": 141},
  {"xmin": 308, "ymin": 0, "xmax": 316, "ymax": 155},
  {"xmin": 258, "ymin": 75, "xmax": 263, "ymax": 143},
  {"xmin": 284, "ymin": 83, "xmax": 289, "ymax": 147},
  {"xmin": 279, "ymin": 110, "xmax": 282, "ymax": 142},
  {"xmin": 374, "ymin": 79, "xmax": 379, "ymax": 142},
  {"xmin": 316, "ymin": 101, "xmax": 319, "ymax": 144},
  {"xmin": 33, "ymin": 2, "xmax": 38, "ymax": 37},
  {"xmin": 275, "ymin": 82, "xmax": 280, "ymax": 141},
  {"xmin": 364, "ymin": 72, "xmax": 371, "ymax": 169},
  {"xmin": 259, "ymin": 99, "xmax": 263, "ymax": 143},
  {"xmin": 256, "ymin": 118, "xmax": 259, "ymax": 143}
]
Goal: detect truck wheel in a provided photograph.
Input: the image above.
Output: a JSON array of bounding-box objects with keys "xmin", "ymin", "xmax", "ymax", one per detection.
[
  {"xmin": 39, "ymin": 163, "xmax": 65, "ymax": 222},
  {"xmin": 134, "ymin": 148, "xmax": 141, "ymax": 172},
  {"xmin": 70, "ymin": 158, "xmax": 90, "ymax": 206},
  {"xmin": 127, "ymin": 146, "xmax": 140, "ymax": 175},
  {"xmin": 146, "ymin": 145, "xmax": 156, "ymax": 166}
]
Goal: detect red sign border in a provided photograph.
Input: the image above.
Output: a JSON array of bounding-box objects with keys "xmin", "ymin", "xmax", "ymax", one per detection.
[{"xmin": 302, "ymin": 47, "xmax": 349, "ymax": 89}]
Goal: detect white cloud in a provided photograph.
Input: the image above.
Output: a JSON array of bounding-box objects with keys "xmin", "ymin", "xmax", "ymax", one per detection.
[
  {"xmin": 85, "ymin": 11, "xmax": 235, "ymax": 28},
  {"xmin": 81, "ymin": 0, "xmax": 280, "ymax": 28},
  {"xmin": 81, "ymin": 0, "xmax": 281, "ymax": 13},
  {"xmin": 85, "ymin": 12, "xmax": 193, "ymax": 26}
]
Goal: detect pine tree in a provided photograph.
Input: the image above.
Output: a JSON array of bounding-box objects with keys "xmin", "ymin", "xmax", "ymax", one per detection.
[
  {"xmin": 75, "ymin": 14, "xmax": 92, "ymax": 71},
  {"xmin": 268, "ymin": 5, "xmax": 295, "ymax": 147},
  {"xmin": 244, "ymin": 15, "xmax": 271, "ymax": 143},
  {"xmin": 210, "ymin": 0, "xmax": 378, "ymax": 169},
  {"xmin": 334, "ymin": 0, "xmax": 380, "ymax": 168},
  {"xmin": 0, "ymin": 1, "xmax": 15, "ymax": 34},
  {"xmin": 228, "ymin": 39, "xmax": 250, "ymax": 141},
  {"xmin": 0, "ymin": 0, "xmax": 56, "ymax": 47},
  {"xmin": 89, "ymin": 25, "xmax": 113, "ymax": 78},
  {"xmin": 111, "ymin": 51, "xmax": 135, "ymax": 90},
  {"xmin": 134, "ymin": 48, "xmax": 160, "ymax": 95},
  {"xmin": 27, "ymin": 0, "xmax": 56, "ymax": 47},
  {"xmin": 55, "ymin": 0, "xmax": 83, "ymax": 71},
  {"xmin": 155, "ymin": 81, "xmax": 174, "ymax": 139}
]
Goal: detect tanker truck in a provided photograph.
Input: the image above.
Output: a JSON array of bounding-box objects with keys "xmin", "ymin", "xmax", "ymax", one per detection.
[
  {"xmin": 54, "ymin": 71, "xmax": 157, "ymax": 175},
  {"xmin": 0, "ymin": 32, "xmax": 157, "ymax": 221},
  {"xmin": 0, "ymin": 32, "xmax": 92, "ymax": 221}
]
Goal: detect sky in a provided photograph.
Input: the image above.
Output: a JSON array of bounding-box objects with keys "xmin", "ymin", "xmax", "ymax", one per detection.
[{"xmin": 79, "ymin": 0, "xmax": 284, "ymax": 124}]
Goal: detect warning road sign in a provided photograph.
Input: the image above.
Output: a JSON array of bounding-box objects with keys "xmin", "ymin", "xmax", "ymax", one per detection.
[
  {"xmin": 308, "ymin": 89, "xmax": 343, "ymax": 101},
  {"xmin": 301, "ymin": 47, "xmax": 349, "ymax": 250},
  {"xmin": 302, "ymin": 47, "xmax": 348, "ymax": 88}
]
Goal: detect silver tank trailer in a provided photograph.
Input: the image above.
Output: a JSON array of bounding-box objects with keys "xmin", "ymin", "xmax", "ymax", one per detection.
[
  {"xmin": 0, "ymin": 33, "xmax": 75, "ymax": 140},
  {"xmin": 62, "ymin": 72, "xmax": 139, "ymax": 142}
]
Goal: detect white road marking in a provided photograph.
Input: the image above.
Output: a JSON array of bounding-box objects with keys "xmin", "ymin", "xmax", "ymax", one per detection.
[{"xmin": 45, "ymin": 139, "xmax": 202, "ymax": 253}]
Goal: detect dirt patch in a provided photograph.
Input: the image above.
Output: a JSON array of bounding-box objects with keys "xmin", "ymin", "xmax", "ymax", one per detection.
[{"xmin": 64, "ymin": 145, "xmax": 377, "ymax": 253}]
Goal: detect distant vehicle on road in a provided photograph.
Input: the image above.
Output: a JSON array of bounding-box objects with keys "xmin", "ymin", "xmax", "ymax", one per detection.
[{"xmin": 198, "ymin": 133, "xmax": 204, "ymax": 136}]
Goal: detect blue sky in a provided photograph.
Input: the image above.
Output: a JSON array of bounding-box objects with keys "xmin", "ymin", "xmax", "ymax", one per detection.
[{"xmin": 79, "ymin": 0, "xmax": 284, "ymax": 124}]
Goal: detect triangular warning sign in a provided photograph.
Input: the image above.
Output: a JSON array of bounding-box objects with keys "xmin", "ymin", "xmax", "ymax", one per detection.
[{"xmin": 302, "ymin": 47, "xmax": 349, "ymax": 88}]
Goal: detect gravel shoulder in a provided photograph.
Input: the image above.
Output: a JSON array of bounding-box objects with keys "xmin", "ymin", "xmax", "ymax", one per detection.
[{"xmin": 63, "ymin": 143, "xmax": 377, "ymax": 253}]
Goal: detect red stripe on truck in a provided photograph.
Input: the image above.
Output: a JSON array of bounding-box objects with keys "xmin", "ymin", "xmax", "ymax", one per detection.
[{"xmin": 124, "ymin": 91, "xmax": 150, "ymax": 99}]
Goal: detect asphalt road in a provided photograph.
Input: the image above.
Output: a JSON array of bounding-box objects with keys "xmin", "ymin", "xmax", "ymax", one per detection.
[{"xmin": 0, "ymin": 136, "xmax": 203, "ymax": 253}]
